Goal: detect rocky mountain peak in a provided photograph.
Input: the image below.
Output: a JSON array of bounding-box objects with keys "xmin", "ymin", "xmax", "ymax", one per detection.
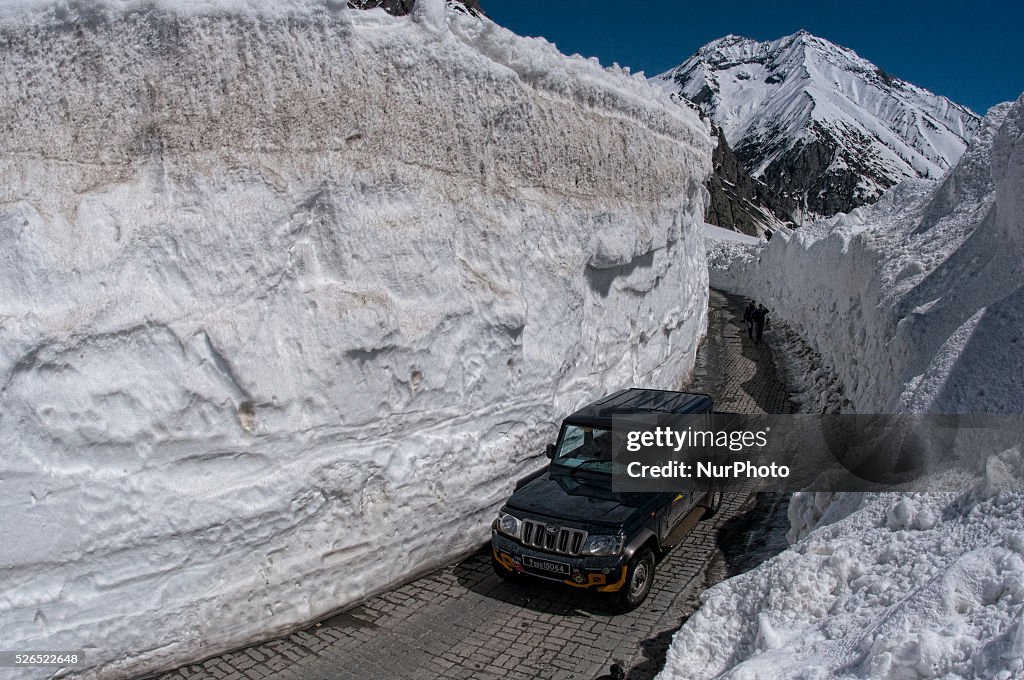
[{"xmin": 660, "ymin": 32, "xmax": 981, "ymax": 221}]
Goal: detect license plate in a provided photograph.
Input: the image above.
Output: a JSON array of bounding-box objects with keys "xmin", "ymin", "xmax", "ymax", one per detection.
[{"xmin": 522, "ymin": 556, "xmax": 570, "ymax": 575}]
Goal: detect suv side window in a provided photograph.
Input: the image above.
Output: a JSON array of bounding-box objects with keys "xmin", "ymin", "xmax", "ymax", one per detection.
[
  {"xmin": 557, "ymin": 425, "xmax": 614, "ymax": 460},
  {"xmin": 558, "ymin": 424, "xmax": 586, "ymax": 457}
]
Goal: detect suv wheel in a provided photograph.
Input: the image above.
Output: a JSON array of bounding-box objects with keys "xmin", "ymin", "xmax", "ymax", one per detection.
[
  {"xmin": 614, "ymin": 548, "xmax": 655, "ymax": 611},
  {"xmin": 492, "ymin": 555, "xmax": 518, "ymax": 581}
]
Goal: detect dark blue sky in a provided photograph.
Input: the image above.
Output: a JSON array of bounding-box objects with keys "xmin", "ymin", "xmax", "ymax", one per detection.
[{"xmin": 484, "ymin": 1, "xmax": 1023, "ymax": 115}]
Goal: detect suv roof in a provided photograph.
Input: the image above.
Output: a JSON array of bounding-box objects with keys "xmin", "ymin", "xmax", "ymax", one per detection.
[{"xmin": 563, "ymin": 388, "xmax": 712, "ymax": 427}]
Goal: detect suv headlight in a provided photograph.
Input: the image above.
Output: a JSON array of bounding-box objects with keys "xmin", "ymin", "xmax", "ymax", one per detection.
[
  {"xmin": 496, "ymin": 511, "xmax": 522, "ymax": 539},
  {"xmin": 581, "ymin": 534, "xmax": 623, "ymax": 556}
]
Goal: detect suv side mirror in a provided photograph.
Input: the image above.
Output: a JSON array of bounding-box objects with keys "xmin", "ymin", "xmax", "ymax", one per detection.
[{"xmin": 545, "ymin": 443, "xmax": 555, "ymax": 459}]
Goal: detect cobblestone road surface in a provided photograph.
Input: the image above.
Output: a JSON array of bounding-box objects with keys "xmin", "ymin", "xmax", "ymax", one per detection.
[{"xmin": 153, "ymin": 289, "xmax": 795, "ymax": 680}]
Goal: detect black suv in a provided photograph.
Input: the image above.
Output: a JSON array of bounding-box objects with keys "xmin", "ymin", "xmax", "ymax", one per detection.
[{"xmin": 490, "ymin": 389, "xmax": 724, "ymax": 611}]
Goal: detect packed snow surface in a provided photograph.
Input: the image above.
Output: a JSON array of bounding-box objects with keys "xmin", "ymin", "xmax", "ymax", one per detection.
[
  {"xmin": 659, "ymin": 95, "xmax": 1024, "ymax": 679},
  {"xmin": 703, "ymin": 222, "xmax": 761, "ymax": 245},
  {"xmin": 0, "ymin": 1, "xmax": 713, "ymax": 677}
]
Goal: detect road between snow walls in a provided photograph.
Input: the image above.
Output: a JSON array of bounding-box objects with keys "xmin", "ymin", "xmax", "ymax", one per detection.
[
  {"xmin": 659, "ymin": 95, "xmax": 1024, "ymax": 679},
  {"xmin": 0, "ymin": 1, "xmax": 714, "ymax": 678},
  {"xmin": 144, "ymin": 290, "xmax": 796, "ymax": 680}
]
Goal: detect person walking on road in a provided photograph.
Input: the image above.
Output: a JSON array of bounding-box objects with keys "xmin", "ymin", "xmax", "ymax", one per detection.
[
  {"xmin": 752, "ymin": 304, "xmax": 769, "ymax": 345},
  {"xmin": 744, "ymin": 301, "xmax": 756, "ymax": 340}
]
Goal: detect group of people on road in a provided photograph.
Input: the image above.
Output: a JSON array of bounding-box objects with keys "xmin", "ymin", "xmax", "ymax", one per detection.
[{"xmin": 743, "ymin": 300, "xmax": 770, "ymax": 346}]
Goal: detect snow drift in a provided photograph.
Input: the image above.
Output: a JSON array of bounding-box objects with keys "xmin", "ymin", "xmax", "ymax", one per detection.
[
  {"xmin": 661, "ymin": 487, "xmax": 1024, "ymax": 679},
  {"xmin": 659, "ymin": 95, "xmax": 1024, "ymax": 679},
  {"xmin": 0, "ymin": 2, "xmax": 713, "ymax": 677}
]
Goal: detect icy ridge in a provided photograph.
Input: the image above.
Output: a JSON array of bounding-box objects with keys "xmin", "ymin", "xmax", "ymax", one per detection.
[{"xmin": 0, "ymin": 4, "xmax": 712, "ymax": 678}]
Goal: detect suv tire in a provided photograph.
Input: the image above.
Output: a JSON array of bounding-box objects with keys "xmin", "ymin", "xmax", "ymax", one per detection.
[
  {"xmin": 492, "ymin": 555, "xmax": 518, "ymax": 581},
  {"xmin": 613, "ymin": 548, "xmax": 655, "ymax": 611}
]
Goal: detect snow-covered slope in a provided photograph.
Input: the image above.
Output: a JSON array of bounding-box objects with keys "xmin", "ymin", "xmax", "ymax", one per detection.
[
  {"xmin": 0, "ymin": 2, "xmax": 712, "ymax": 677},
  {"xmin": 661, "ymin": 94, "xmax": 1024, "ymax": 679},
  {"xmin": 660, "ymin": 32, "xmax": 981, "ymax": 221}
]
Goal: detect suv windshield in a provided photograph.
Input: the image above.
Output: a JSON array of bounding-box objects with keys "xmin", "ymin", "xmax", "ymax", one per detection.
[{"xmin": 552, "ymin": 423, "xmax": 621, "ymax": 475}]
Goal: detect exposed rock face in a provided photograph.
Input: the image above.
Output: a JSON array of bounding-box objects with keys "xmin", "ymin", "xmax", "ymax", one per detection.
[
  {"xmin": 706, "ymin": 125, "xmax": 796, "ymax": 236},
  {"xmin": 349, "ymin": 0, "xmax": 415, "ymax": 13},
  {"xmin": 349, "ymin": 0, "xmax": 484, "ymax": 16},
  {"xmin": 736, "ymin": 119, "xmax": 886, "ymax": 218}
]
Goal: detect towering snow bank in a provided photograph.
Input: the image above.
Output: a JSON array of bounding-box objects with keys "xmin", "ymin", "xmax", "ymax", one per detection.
[
  {"xmin": 661, "ymin": 488, "xmax": 1024, "ymax": 679},
  {"xmin": 0, "ymin": 3, "xmax": 712, "ymax": 677},
  {"xmin": 658, "ymin": 96, "xmax": 1024, "ymax": 679},
  {"xmin": 709, "ymin": 94, "xmax": 1024, "ymax": 414}
]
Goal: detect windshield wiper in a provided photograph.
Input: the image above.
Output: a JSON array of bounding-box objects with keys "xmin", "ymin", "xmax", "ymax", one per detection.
[{"xmin": 564, "ymin": 459, "xmax": 608, "ymax": 477}]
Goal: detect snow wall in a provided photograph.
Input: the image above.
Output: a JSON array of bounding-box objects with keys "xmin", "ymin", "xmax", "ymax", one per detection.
[
  {"xmin": 708, "ymin": 94, "xmax": 1024, "ymax": 415},
  {"xmin": 0, "ymin": 2, "xmax": 713, "ymax": 677},
  {"xmin": 658, "ymin": 96, "xmax": 1024, "ymax": 678}
]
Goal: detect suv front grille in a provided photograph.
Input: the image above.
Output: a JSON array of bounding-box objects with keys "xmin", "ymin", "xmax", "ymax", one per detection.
[{"xmin": 521, "ymin": 520, "xmax": 587, "ymax": 556}]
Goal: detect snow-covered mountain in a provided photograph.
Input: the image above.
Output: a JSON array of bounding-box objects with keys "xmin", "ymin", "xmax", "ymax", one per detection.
[
  {"xmin": 660, "ymin": 31, "xmax": 982, "ymax": 221},
  {"xmin": 0, "ymin": 1, "xmax": 711, "ymax": 677}
]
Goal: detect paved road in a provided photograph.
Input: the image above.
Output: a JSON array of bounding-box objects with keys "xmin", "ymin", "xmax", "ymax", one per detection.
[{"xmin": 154, "ymin": 289, "xmax": 795, "ymax": 680}]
